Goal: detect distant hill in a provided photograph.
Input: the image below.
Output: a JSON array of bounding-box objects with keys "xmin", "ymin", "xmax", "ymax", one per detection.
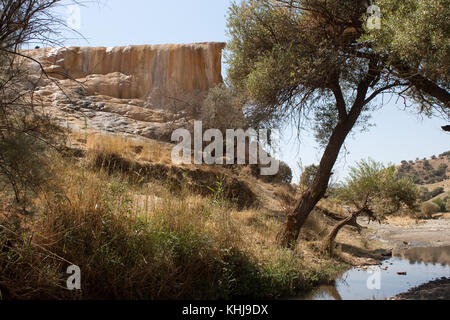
[
  {"xmin": 395, "ymin": 151, "xmax": 450, "ymax": 203},
  {"xmin": 396, "ymin": 151, "xmax": 450, "ymax": 185}
]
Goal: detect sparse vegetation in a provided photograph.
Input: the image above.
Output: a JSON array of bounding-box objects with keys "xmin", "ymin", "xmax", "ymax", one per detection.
[
  {"xmin": 397, "ymin": 155, "xmax": 449, "ymax": 185},
  {"xmin": 419, "ymin": 187, "xmax": 446, "ymax": 202},
  {"xmin": 0, "ymin": 0, "xmax": 448, "ymax": 303}
]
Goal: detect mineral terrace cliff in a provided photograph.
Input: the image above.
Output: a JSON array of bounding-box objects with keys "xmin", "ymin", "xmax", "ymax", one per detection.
[{"xmin": 24, "ymin": 42, "xmax": 226, "ymax": 140}]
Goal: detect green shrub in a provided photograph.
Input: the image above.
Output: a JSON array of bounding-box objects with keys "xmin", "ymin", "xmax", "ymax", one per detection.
[
  {"xmin": 432, "ymin": 198, "xmax": 447, "ymax": 212},
  {"xmin": 201, "ymin": 85, "xmax": 246, "ymax": 132},
  {"xmin": 277, "ymin": 161, "xmax": 293, "ymax": 184},
  {"xmin": 419, "ymin": 187, "xmax": 432, "ymax": 202},
  {"xmin": 430, "ymin": 187, "xmax": 445, "ymax": 198},
  {"xmin": 300, "ymin": 164, "xmax": 318, "ymax": 187},
  {"xmin": 261, "ymin": 161, "xmax": 293, "ymax": 184}
]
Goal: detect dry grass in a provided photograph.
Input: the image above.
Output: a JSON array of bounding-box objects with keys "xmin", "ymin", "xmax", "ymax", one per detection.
[
  {"xmin": 0, "ymin": 135, "xmax": 346, "ymax": 300},
  {"xmin": 70, "ymin": 132, "xmax": 174, "ymax": 165},
  {"xmin": 385, "ymin": 216, "xmax": 423, "ymax": 226}
]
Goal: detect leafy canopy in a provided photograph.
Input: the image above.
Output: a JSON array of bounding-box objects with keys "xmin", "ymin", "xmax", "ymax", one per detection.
[
  {"xmin": 365, "ymin": 0, "xmax": 449, "ymax": 113},
  {"xmin": 226, "ymin": 0, "xmax": 449, "ymax": 134}
]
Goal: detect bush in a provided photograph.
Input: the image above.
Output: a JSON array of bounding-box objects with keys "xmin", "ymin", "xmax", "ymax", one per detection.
[
  {"xmin": 420, "ymin": 202, "xmax": 440, "ymax": 219},
  {"xmin": 419, "ymin": 187, "xmax": 432, "ymax": 202},
  {"xmin": 446, "ymin": 199, "xmax": 450, "ymax": 212},
  {"xmin": 300, "ymin": 164, "xmax": 318, "ymax": 187},
  {"xmin": 261, "ymin": 161, "xmax": 293, "ymax": 184},
  {"xmin": 277, "ymin": 161, "xmax": 293, "ymax": 184},
  {"xmin": 432, "ymin": 198, "xmax": 447, "ymax": 212},
  {"xmin": 201, "ymin": 85, "xmax": 246, "ymax": 132}
]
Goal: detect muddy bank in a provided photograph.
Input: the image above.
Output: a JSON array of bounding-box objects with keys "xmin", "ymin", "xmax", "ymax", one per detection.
[
  {"xmin": 360, "ymin": 217, "xmax": 450, "ymax": 248},
  {"xmin": 392, "ymin": 278, "xmax": 450, "ymax": 300}
]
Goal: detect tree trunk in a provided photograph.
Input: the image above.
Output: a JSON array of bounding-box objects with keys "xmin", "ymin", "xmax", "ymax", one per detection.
[
  {"xmin": 281, "ymin": 103, "xmax": 365, "ymax": 247},
  {"xmin": 323, "ymin": 211, "xmax": 360, "ymax": 255}
]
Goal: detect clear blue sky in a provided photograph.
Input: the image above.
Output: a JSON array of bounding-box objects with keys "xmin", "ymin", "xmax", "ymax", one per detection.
[{"xmin": 55, "ymin": 0, "xmax": 449, "ymax": 182}]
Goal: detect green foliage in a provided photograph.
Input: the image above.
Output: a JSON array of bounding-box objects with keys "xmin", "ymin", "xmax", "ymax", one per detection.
[
  {"xmin": 431, "ymin": 187, "xmax": 445, "ymax": 198},
  {"xmin": 277, "ymin": 161, "xmax": 293, "ymax": 184},
  {"xmin": 262, "ymin": 161, "xmax": 293, "ymax": 184},
  {"xmin": 432, "ymin": 198, "xmax": 447, "ymax": 212},
  {"xmin": 0, "ymin": 0, "xmax": 71, "ymax": 206},
  {"xmin": 300, "ymin": 164, "xmax": 318, "ymax": 187},
  {"xmin": 201, "ymin": 85, "xmax": 246, "ymax": 132},
  {"xmin": 0, "ymin": 158, "xmax": 338, "ymax": 300},
  {"xmin": 0, "ymin": 56, "xmax": 65, "ymax": 205},
  {"xmin": 419, "ymin": 186, "xmax": 445, "ymax": 202},
  {"xmin": 226, "ymin": 0, "xmax": 448, "ymax": 243},
  {"xmin": 364, "ymin": 0, "xmax": 449, "ymax": 114},
  {"xmin": 396, "ymin": 157, "xmax": 449, "ymax": 185},
  {"xmin": 336, "ymin": 159, "xmax": 419, "ymax": 218},
  {"xmin": 369, "ymin": 0, "xmax": 449, "ymax": 83}
]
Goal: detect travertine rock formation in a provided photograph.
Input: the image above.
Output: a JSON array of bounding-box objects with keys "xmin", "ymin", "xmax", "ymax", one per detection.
[{"xmin": 24, "ymin": 42, "xmax": 225, "ymax": 140}]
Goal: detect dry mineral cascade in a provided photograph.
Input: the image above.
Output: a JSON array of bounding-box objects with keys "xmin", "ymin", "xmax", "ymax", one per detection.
[{"xmin": 23, "ymin": 42, "xmax": 226, "ymax": 140}]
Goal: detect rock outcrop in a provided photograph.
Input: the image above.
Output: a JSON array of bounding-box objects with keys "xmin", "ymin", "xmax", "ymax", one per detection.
[{"xmin": 24, "ymin": 42, "xmax": 225, "ymax": 140}]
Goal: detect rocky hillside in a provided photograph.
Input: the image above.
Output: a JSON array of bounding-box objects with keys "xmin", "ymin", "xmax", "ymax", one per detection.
[
  {"xmin": 22, "ymin": 43, "xmax": 225, "ymax": 141},
  {"xmin": 396, "ymin": 151, "xmax": 450, "ymax": 186}
]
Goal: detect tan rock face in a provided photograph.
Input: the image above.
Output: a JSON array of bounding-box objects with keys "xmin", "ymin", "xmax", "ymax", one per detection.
[
  {"xmin": 26, "ymin": 42, "xmax": 225, "ymax": 108},
  {"xmin": 23, "ymin": 43, "xmax": 226, "ymax": 141}
]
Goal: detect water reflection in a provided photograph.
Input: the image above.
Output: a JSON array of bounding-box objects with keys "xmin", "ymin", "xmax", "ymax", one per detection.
[
  {"xmin": 393, "ymin": 246, "xmax": 450, "ymax": 266},
  {"xmin": 299, "ymin": 246, "xmax": 450, "ymax": 300}
]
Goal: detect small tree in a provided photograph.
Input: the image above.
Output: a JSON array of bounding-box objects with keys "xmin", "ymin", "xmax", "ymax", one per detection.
[
  {"xmin": 201, "ymin": 85, "xmax": 246, "ymax": 133},
  {"xmin": 324, "ymin": 159, "xmax": 419, "ymax": 254}
]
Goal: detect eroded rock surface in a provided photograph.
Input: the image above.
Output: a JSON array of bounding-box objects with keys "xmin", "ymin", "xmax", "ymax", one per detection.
[{"xmin": 23, "ymin": 42, "xmax": 225, "ymax": 140}]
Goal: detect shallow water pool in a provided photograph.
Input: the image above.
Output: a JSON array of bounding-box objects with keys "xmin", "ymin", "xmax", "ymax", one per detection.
[{"xmin": 299, "ymin": 246, "xmax": 450, "ymax": 300}]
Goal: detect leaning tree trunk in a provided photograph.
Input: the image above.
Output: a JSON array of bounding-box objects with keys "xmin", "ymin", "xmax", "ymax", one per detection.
[
  {"xmin": 281, "ymin": 103, "xmax": 365, "ymax": 247},
  {"xmin": 323, "ymin": 211, "xmax": 360, "ymax": 255}
]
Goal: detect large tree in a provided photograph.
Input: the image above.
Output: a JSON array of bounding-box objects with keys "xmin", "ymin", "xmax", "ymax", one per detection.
[{"xmin": 226, "ymin": 0, "xmax": 449, "ymax": 246}]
